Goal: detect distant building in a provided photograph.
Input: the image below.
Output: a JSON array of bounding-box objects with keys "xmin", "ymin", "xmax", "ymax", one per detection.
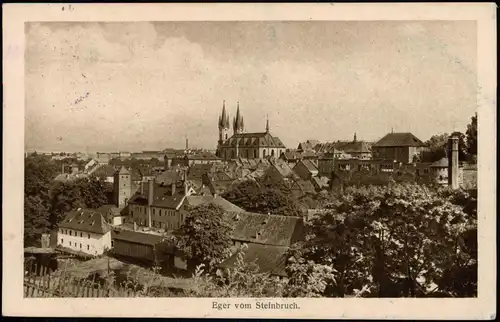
[
  {"xmin": 56, "ymin": 209, "xmax": 112, "ymax": 256},
  {"xmin": 372, "ymin": 132, "xmax": 426, "ymax": 164},
  {"xmin": 292, "ymin": 159, "xmax": 319, "ymax": 181},
  {"xmin": 219, "ymin": 212, "xmax": 305, "ymax": 277},
  {"xmin": 216, "ymin": 101, "xmax": 286, "ymax": 161},
  {"xmin": 127, "ymin": 176, "xmax": 244, "ymax": 231}
]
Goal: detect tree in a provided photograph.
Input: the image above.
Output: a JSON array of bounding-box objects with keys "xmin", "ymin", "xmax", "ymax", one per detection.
[
  {"xmin": 293, "ymin": 184, "xmax": 477, "ymax": 297},
  {"xmin": 77, "ymin": 177, "xmax": 110, "ymax": 208},
  {"xmin": 466, "ymin": 113, "xmax": 477, "ymax": 156},
  {"xmin": 24, "ymin": 195, "xmax": 51, "ymax": 246},
  {"xmin": 176, "ymin": 204, "xmax": 234, "ymax": 272},
  {"xmin": 222, "ymin": 177, "xmax": 304, "ymax": 216},
  {"xmin": 24, "ymin": 154, "xmax": 58, "ymax": 246}
]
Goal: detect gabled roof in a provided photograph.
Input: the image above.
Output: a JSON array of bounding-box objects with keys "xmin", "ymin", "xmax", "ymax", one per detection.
[
  {"xmin": 373, "ymin": 132, "xmax": 425, "ymax": 147},
  {"xmin": 294, "ymin": 159, "xmax": 318, "ymax": 173},
  {"xmin": 128, "ymin": 182, "xmax": 187, "ymax": 209},
  {"xmin": 58, "ymin": 209, "xmax": 112, "ymax": 234},
  {"xmin": 223, "ymin": 212, "xmax": 303, "ymax": 246},
  {"xmin": 268, "ymin": 160, "xmax": 294, "ymax": 178},
  {"xmin": 155, "ymin": 170, "xmax": 183, "ymax": 185},
  {"xmin": 118, "ymin": 166, "xmax": 130, "ymax": 175},
  {"xmin": 184, "ymin": 195, "xmax": 245, "ymax": 213}
]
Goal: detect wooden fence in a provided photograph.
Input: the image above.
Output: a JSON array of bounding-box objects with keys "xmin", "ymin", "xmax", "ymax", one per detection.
[{"xmin": 24, "ymin": 263, "xmax": 139, "ymax": 298}]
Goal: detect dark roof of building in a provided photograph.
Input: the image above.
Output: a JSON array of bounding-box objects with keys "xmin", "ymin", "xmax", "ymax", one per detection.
[
  {"xmin": 294, "ymin": 159, "xmax": 318, "ymax": 173},
  {"xmin": 288, "ymin": 178, "xmax": 316, "ymax": 194},
  {"xmin": 173, "ymin": 152, "xmax": 221, "ymax": 161},
  {"xmin": 223, "ymin": 212, "xmax": 303, "ymax": 246},
  {"xmin": 184, "ymin": 195, "xmax": 245, "ymax": 212},
  {"xmin": 268, "ymin": 160, "xmax": 294, "ymax": 178},
  {"xmin": 58, "ymin": 209, "xmax": 112, "ymax": 234},
  {"xmin": 155, "ymin": 170, "xmax": 183, "ymax": 185},
  {"xmin": 188, "ymin": 163, "xmax": 216, "ymax": 179},
  {"xmin": 91, "ymin": 164, "xmax": 117, "ymax": 178},
  {"xmin": 373, "ymin": 132, "xmax": 425, "ymax": 147},
  {"xmin": 111, "ymin": 229, "xmax": 165, "ymax": 246},
  {"xmin": 220, "ymin": 132, "xmax": 286, "ymax": 148},
  {"xmin": 128, "ymin": 182, "xmax": 187, "ymax": 209},
  {"xmin": 219, "ymin": 244, "xmax": 289, "ymax": 276},
  {"xmin": 281, "ymin": 150, "xmax": 318, "ymax": 160}
]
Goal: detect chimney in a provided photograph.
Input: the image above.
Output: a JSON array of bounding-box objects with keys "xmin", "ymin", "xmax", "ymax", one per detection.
[
  {"xmin": 171, "ymin": 183, "xmax": 176, "ymax": 196},
  {"xmin": 448, "ymin": 136, "xmax": 459, "ymax": 189},
  {"xmin": 148, "ymin": 180, "xmax": 154, "ymax": 205},
  {"xmin": 164, "ymin": 154, "xmax": 170, "ymax": 171},
  {"xmin": 186, "ymin": 137, "xmax": 189, "ymax": 151},
  {"xmin": 140, "ymin": 181, "xmax": 144, "ymax": 194},
  {"xmin": 183, "ymin": 169, "xmax": 189, "ymax": 195}
]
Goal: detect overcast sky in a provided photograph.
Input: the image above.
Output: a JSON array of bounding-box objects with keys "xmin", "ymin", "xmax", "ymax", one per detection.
[{"xmin": 25, "ymin": 21, "xmax": 477, "ymax": 152}]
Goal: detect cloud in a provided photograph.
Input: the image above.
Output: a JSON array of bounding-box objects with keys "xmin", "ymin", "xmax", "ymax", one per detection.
[{"xmin": 25, "ymin": 21, "xmax": 477, "ymax": 152}]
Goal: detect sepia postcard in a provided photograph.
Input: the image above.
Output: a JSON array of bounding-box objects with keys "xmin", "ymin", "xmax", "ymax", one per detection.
[{"xmin": 2, "ymin": 2, "xmax": 497, "ymax": 319}]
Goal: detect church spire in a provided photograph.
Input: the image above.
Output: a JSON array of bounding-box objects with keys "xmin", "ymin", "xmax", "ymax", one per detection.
[
  {"xmin": 266, "ymin": 114, "xmax": 269, "ymax": 133},
  {"xmin": 219, "ymin": 100, "xmax": 229, "ymax": 130},
  {"xmin": 233, "ymin": 101, "xmax": 244, "ymax": 134}
]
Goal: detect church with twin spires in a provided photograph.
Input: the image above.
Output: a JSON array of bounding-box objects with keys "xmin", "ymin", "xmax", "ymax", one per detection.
[{"xmin": 216, "ymin": 101, "xmax": 286, "ymax": 161}]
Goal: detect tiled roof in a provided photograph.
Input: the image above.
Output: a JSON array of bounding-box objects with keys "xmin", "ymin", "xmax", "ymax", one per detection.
[
  {"xmin": 220, "ymin": 132, "xmax": 286, "ymax": 148},
  {"xmin": 188, "ymin": 164, "xmax": 216, "ymax": 179},
  {"xmin": 295, "ymin": 159, "xmax": 318, "ymax": 173},
  {"xmin": 184, "ymin": 195, "xmax": 245, "ymax": 213},
  {"xmin": 111, "ymin": 229, "xmax": 166, "ymax": 246},
  {"xmin": 155, "ymin": 170, "xmax": 183, "ymax": 185},
  {"xmin": 223, "ymin": 212, "xmax": 304, "ymax": 246},
  {"xmin": 128, "ymin": 182, "xmax": 187, "ymax": 209},
  {"xmin": 373, "ymin": 132, "xmax": 425, "ymax": 147},
  {"xmin": 219, "ymin": 244, "xmax": 289, "ymax": 276},
  {"xmin": 91, "ymin": 164, "xmax": 117, "ymax": 178},
  {"xmin": 58, "ymin": 209, "xmax": 112, "ymax": 234},
  {"xmin": 288, "ymin": 178, "xmax": 316, "ymax": 194},
  {"xmin": 269, "ymin": 160, "xmax": 294, "ymax": 178}
]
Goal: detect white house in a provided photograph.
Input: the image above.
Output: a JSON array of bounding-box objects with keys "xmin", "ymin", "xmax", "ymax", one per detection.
[{"xmin": 57, "ymin": 208, "xmax": 112, "ymax": 256}]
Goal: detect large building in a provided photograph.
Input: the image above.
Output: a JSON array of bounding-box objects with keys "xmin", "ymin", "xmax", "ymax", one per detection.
[
  {"xmin": 372, "ymin": 132, "xmax": 426, "ymax": 164},
  {"xmin": 216, "ymin": 101, "xmax": 286, "ymax": 161}
]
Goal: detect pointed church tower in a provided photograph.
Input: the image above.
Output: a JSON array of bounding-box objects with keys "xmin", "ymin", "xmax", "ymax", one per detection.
[
  {"xmin": 266, "ymin": 114, "xmax": 270, "ymax": 133},
  {"xmin": 233, "ymin": 102, "xmax": 244, "ymax": 134},
  {"xmin": 113, "ymin": 166, "xmax": 132, "ymax": 208},
  {"xmin": 218, "ymin": 100, "xmax": 230, "ymax": 144}
]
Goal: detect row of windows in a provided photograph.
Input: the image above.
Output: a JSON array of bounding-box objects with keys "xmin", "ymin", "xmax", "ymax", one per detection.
[
  {"xmin": 60, "ymin": 229, "xmax": 91, "ymax": 239},
  {"xmin": 59, "ymin": 239, "xmax": 113, "ymax": 249},
  {"xmin": 132, "ymin": 206, "xmax": 176, "ymax": 217},
  {"xmin": 135, "ymin": 219, "xmax": 180, "ymax": 230}
]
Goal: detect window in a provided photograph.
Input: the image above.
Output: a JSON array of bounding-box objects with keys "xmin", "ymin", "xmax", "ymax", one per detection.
[
  {"xmin": 88, "ymin": 233, "xmax": 90, "ymax": 239},
  {"xmin": 80, "ymin": 232, "xmax": 83, "ymax": 237},
  {"xmin": 69, "ymin": 241, "xmax": 72, "ymax": 246},
  {"xmin": 111, "ymin": 241, "xmax": 114, "ymax": 247},
  {"xmin": 80, "ymin": 243, "xmax": 82, "ymax": 249},
  {"xmin": 153, "ymin": 208, "xmax": 155, "ymax": 215},
  {"xmin": 61, "ymin": 238, "xmax": 64, "ymax": 244},
  {"xmin": 87, "ymin": 245, "xmax": 90, "ymax": 250},
  {"xmin": 69, "ymin": 230, "xmax": 72, "ymax": 236}
]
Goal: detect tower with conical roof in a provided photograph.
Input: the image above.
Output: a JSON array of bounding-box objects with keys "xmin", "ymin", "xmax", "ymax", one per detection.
[
  {"xmin": 232, "ymin": 102, "xmax": 244, "ymax": 134},
  {"xmin": 113, "ymin": 166, "xmax": 132, "ymax": 208},
  {"xmin": 218, "ymin": 100, "xmax": 230, "ymax": 144}
]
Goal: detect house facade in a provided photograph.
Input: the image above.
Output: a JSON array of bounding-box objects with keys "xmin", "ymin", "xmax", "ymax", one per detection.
[
  {"xmin": 372, "ymin": 132, "xmax": 426, "ymax": 164},
  {"xmin": 57, "ymin": 209, "xmax": 112, "ymax": 256}
]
